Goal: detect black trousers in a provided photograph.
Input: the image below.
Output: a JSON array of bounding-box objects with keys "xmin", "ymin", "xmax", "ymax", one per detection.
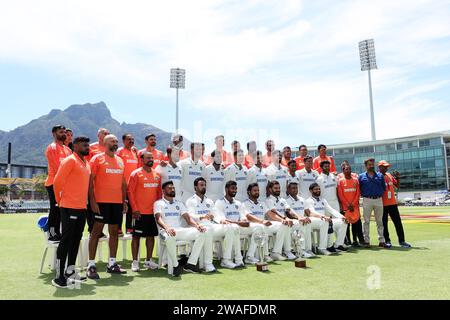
[
  {"xmin": 46, "ymin": 185, "xmax": 60, "ymax": 237},
  {"xmin": 345, "ymin": 219, "xmax": 364, "ymax": 243},
  {"xmin": 56, "ymin": 208, "xmax": 86, "ymax": 280},
  {"xmin": 125, "ymin": 199, "xmax": 132, "ymax": 231},
  {"xmin": 383, "ymin": 204, "xmax": 405, "ymax": 243}
]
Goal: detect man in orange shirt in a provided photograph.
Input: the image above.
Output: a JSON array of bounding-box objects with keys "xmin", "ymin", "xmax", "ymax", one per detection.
[
  {"xmin": 262, "ymin": 139, "xmax": 275, "ymax": 168},
  {"xmin": 281, "ymin": 146, "xmax": 292, "ymax": 167},
  {"xmin": 378, "ymin": 160, "xmax": 411, "ymax": 248},
  {"xmin": 313, "ymin": 144, "xmax": 337, "ymax": 174},
  {"xmin": 138, "ymin": 133, "xmax": 165, "ymax": 168},
  {"xmin": 244, "ymin": 141, "xmax": 257, "ymax": 169},
  {"xmin": 64, "ymin": 128, "xmax": 74, "ymax": 151},
  {"xmin": 294, "ymin": 144, "xmax": 308, "ymax": 171},
  {"xmin": 117, "ymin": 133, "xmax": 139, "ymax": 234},
  {"xmin": 45, "ymin": 125, "xmax": 72, "ymax": 242},
  {"xmin": 87, "ymin": 134, "xmax": 128, "ymax": 279},
  {"xmin": 86, "ymin": 128, "xmax": 109, "ymax": 161},
  {"xmin": 127, "ymin": 151, "xmax": 162, "ymax": 272},
  {"xmin": 51, "ymin": 136, "xmax": 91, "ymax": 288},
  {"xmin": 337, "ymin": 162, "xmax": 364, "ymax": 247}
]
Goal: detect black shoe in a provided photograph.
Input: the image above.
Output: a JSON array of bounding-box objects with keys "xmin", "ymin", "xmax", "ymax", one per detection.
[
  {"xmin": 183, "ymin": 263, "xmax": 201, "ymax": 274},
  {"xmin": 178, "ymin": 255, "xmax": 188, "ymax": 267},
  {"xmin": 327, "ymin": 246, "xmax": 338, "ymax": 253},
  {"xmin": 362, "ymin": 242, "xmax": 371, "ymax": 248},
  {"xmin": 87, "ymin": 266, "xmax": 100, "ymax": 280},
  {"xmin": 336, "ymin": 245, "xmax": 348, "ymax": 252},
  {"xmin": 65, "ymin": 271, "xmax": 87, "ymax": 282},
  {"xmin": 352, "ymin": 241, "xmax": 361, "ymax": 247},
  {"xmin": 48, "ymin": 234, "xmax": 61, "ymax": 242},
  {"xmin": 106, "ymin": 263, "xmax": 127, "ymax": 274},
  {"xmin": 173, "ymin": 264, "xmax": 183, "ymax": 277},
  {"xmin": 52, "ymin": 278, "xmax": 68, "ymax": 289}
]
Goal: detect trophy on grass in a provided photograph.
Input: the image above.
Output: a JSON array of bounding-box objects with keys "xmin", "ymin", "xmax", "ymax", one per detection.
[
  {"xmin": 292, "ymin": 229, "xmax": 306, "ymax": 268},
  {"xmin": 254, "ymin": 232, "xmax": 269, "ymax": 272}
]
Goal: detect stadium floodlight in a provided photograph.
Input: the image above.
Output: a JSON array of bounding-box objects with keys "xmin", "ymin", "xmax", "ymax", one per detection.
[
  {"xmin": 170, "ymin": 68, "xmax": 186, "ymax": 133},
  {"xmin": 359, "ymin": 39, "xmax": 377, "ymax": 141}
]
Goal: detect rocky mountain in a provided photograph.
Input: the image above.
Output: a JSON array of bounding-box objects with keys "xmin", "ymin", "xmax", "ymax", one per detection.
[{"xmin": 0, "ymin": 102, "xmax": 179, "ymax": 166}]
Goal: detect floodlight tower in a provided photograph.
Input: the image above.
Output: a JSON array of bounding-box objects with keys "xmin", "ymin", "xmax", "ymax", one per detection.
[{"xmin": 170, "ymin": 68, "xmax": 186, "ymax": 133}]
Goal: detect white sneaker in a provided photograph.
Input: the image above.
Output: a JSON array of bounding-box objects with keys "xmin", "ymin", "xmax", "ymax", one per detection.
[
  {"xmin": 204, "ymin": 264, "xmax": 217, "ymax": 273},
  {"xmin": 302, "ymin": 251, "xmax": 314, "ymax": 259},
  {"xmin": 244, "ymin": 256, "xmax": 259, "ymax": 265},
  {"xmin": 264, "ymin": 255, "xmax": 273, "ymax": 263},
  {"xmin": 131, "ymin": 261, "xmax": 140, "ymax": 272},
  {"xmin": 306, "ymin": 250, "xmax": 316, "ymax": 257},
  {"xmin": 284, "ymin": 251, "xmax": 297, "ymax": 260},
  {"xmin": 318, "ymin": 249, "xmax": 332, "ymax": 256},
  {"xmin": 234, "ymin": 260, "xmax": 245, "ymax": 268},
  {"xmin": 220, "ymin": 259, "xmax": 236, "ymax": 269},
  {"xmin": 144, "ymin": 259, "xmax": 158, "ymax": 270},
  {"xmin": 270, "ymin": 252, "xmax": 287, "ymax": 261}
]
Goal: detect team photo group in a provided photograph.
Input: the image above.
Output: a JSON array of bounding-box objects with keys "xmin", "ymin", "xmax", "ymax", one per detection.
[{"xmin": 46, "ymin": 125, "xmax": 410, "ymax": 289}]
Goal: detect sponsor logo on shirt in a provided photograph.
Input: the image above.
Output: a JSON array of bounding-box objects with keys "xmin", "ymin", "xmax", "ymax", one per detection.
[
  {"xmin": 211, "ymin": 177, "xmax": 224, "ymax": 181},
  {"xmin": 106, "ymin": 168, "xmax": 123, "ymax": 174},
  {"xmin": 168, "ymin": 175, "xmax": 181, "ymax": 180},
  {"xmin": 188, "ymin": 171, "xmax": 202, "ymax": 176},
  {"xmin": 144, "ymin": 183, "xmax": 159, "ymax": 188},
  {"xmin": 165, "ymin": 211, "xmax": 180, "ymax": 217}
]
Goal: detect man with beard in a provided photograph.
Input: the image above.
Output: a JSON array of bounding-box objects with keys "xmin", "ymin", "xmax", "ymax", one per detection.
[
  {"xmin": 178, "ymin": 143, "xmax": 206, "ymax": 203},
  {"xmin": 281, "ymin": 146, "xmax": 292, "ymax": 167},
  {"xmin": 64, "ymin": 128, "xmax": 74, "ymax": 151},
  {"xmin": 138, "ymin": 133, "xmax": 165, "ymax": 168},
  {"xmin": 286, "ymin": 160, "xmax": 300, "ymax": 196},
  {"xmin": 296, "ymin": 155, "xmax": 319, "ymax": 199},
  {"xmin": 294, "ymin": 145, "xmax": 308, "ymax": 171},
  {"xmin": 316, "ymin": 160, "xmax": 339, "ymax": 211},
  {"xmin": 247, "ymin": 151, "xmax": 269, "ymax": 202},
  {"xmin": 127, "ymin": 151, "xmax": 161, "ymax": 272},
  {"xmin": 87, "ymin": 135, "xmax": 128, "ymax": 279},
  {"xmin": 262, "ymin": 140, "xmax": 275, "ymax": 168},
  {"xmin": 202, "ymin": 150, "xmax": 225, "ymax": 202},
  {"xmin": 313, "ymin": 144, "xmax": 337, "ymax": 174},
  {"xmin": 117, "ymin": 133, "xmax": 139, "ymax": 233},
  {"xmin": 156, "ymin": 146, "xmax": 183, "ymax": 201},
  {"xmin": 45, "ymin": 125, "xmax": 72, "ymax": 242},
  {"xmin": 265, "ymin": 150, "xmax": 289, "ymax": 198},
  {"xmin": 224, "ymin": 149, "xmax": 249, "ymax": 202},
  {"xmin": 51, "ymin": 136, "xmax": 91, "ymax": 288}
]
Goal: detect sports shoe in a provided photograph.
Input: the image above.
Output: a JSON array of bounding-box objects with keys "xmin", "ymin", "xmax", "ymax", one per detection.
[
  {"xmin": 400, "ymin": 241, "xmax": 411, "ymax": 248},
  {"xmin": 106, "ymin": 263, "xmax": 127, "ymax": 274},
  {"xmin": 379, "ymin": 242, "xmax": 390, "ymax": 249},
  {"xmin": 284, "ymin": 251, "xmax": 297, "ymax": 260},
  {"xmin": 144, "ymin": 259, "xmax": 159, "ymax": 270},
  {"xmin": 87, "ymin": 265, "xmax": 100, "ymax": 280},
  {"xmin": 178, "ymin": 255, "xmax": 188, "ymax": 267},
  {"xmin": 131, "ymin": 261, "xmax": 140, "ymax": 272},
  {"xmin": 52, "ymin": 278, "xmax": 68, "ymax": 289},
  {"xmin": 183, "ymin": 263, "xmax": 201, "ymax": 273},
  {"xmin": 244, "ymin": 256, "xmax": 259, "ymax": 265},
  {"xmin": 48, "ymin": 235, "xmax": 61, "ymax": 243},
  {"xmin": 270, "ymin": 252, "xmax": 287, "ymax": 261},
  {"xmin": 117, "ymin": 229, "xmax": 124, "ymax": 237},
  {"xmin": 336, "ymin": 245, "xmax": 348, "ymax": 252},
  {"xmin": 234, "ymin": 260, "xmax": 245, "ymax": 268},
  {"xmin": 220, "ymin": 259, "xmax": 236, "ymax": 269},
  {"xmin": 306, "ymin": 250, "xmax": 316, "ymax": 257},
  {"xmin": 362, "ymin": 242, "xmax": 371, "ymax": 248},
  {"xmin": 204, "ymin": 264, "xmax": 217, "ymax": 273},
  {"xmin": 264, "ymin": 255, "xmax": 273, "ymax": 263},
  {"xmin": 302, "ymin": 251, "xmax": 314, "ymax": 258},
  {"xmin": 385, "ymin": 242, "xmax": 393, "ymax": 249},
  {"xmin": 65, "ymin": 270, "xmax": 87, "ymax": 282},
  {"xmin": 352, "ymin": 241, "xmax": 361, "ymax": 247},
  {"xmin": 173, "ymin": 264, "xmax": 183, "ymax": 277},
  {"xmin": 327, "ymin": 246, "xmax": 337, "ymax": 253},
  {"xmin": 318, "ymin": 249, "xmax": 332, "ymax": 256}
]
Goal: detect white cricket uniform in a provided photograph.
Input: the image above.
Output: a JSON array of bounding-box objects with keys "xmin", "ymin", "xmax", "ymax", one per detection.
[
  {"xmin": 286, "ymin": 195, "xmax": 328, "ymax": 251},
  {"xmin": 155, "ymin": 164, "xmax": 183, "ymax": 201},
  {"xmin": 286, "ymin": 173, "xmax": 301, "ymax": 196},
  {"xmin": 265, "ymin": 195, "xmax": 302, "ymax": 253},
  {"xmin": 214, "ymin": 197, "xmax": 256, "ymax": 262},
  {"xmin": 304, "ymin": 196, "xmax": 348, "ymax": 248},
  {"xmin": 185, "ymin": 194, "xmax": 237, "ymax": 263},
  {"xmin": 316, "ymin": 173, "xmax": 339, "ymax": 211},
  {"xmin": 154, "ymin": 198, "xmax": 206, "ymax": 267},
  {"xmin": 223, "ymin": 164, "xmax": 249, "ymax": 202},
  {"xmin": 202, "ymin": 164, "xmax": 225, "ymax": 202},
  {"xmin": 296, "ymin": 168, "xmax": 319, "ymax": 199},
  {"xmin": 178, "ymin": 158, "xmax": 206, "ymax": 203},
  {"xmin": 247, "ymin": 165, "xmax": 269, "ymax": 201},
  {"xmin": 265, "ymin": 164, "xmax": 289, "ymax": 198},
  {"xmin": 243, "ymin": 198, "xmax": 287, "ymax": 255}
]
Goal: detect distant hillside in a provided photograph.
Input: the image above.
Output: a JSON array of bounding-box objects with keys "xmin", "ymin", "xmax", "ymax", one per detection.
[{"xmin": 0, "ymin": 102, "xmax": 181, "ymax": 166}]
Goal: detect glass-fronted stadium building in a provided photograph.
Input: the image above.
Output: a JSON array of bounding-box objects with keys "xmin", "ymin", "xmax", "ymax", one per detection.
[{"xmin": 294, "ymin": 131, "xmax": 450, "ymax": 201}]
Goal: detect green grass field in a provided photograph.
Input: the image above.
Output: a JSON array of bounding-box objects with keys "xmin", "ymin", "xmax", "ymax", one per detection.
[{"xmin": 0, "ymin": 207, "xmax": 449, "ymax": 300}]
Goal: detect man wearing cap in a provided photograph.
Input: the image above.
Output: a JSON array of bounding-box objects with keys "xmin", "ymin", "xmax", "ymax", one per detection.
[
  {"xmin": 378, "ymin": 160, "xmax": 411, "ymax": 248},
  {"xmin": 358, "ymin": 158, "xmax": 387, "ymax": 248}
]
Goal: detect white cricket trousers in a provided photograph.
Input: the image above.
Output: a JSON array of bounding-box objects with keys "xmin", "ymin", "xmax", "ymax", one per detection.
[
  {"xmin": 160, "ymin": 227, "xmax": 206, "ymax": 267},
  {"xmin": 362, "ymin": 197, "xmax": 385, "ymax": 243},
  {"xmin": 239, "ymin": 223, "xmax": 265, "ymax": 259},
  {"xmin": 263, "ymin": 221, "xmax": 289, "ymax": 255},
  {"xmin": 309, "ymin": 217, "xmax": 329, "ymax": 250},
  {"xmin": 327, "ymin": 218, "xmax": 348, "ymax": 247},
  {"xmin": 285, "ymin": 220, "xmax": 311, "ymax": 253},
  {"xmin": 200, "ymin": 223, "xmax": 239, "ymax": 263}
]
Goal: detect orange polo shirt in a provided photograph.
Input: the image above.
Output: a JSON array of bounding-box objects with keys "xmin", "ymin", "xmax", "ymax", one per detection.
[
  {"xmin": 337, "ymin": 175, "xmax": 360, "ymax": 223},
  {"xmin": 90, "ymin": 153, "xmax": 125, "ymax": 203},
  {"xmin": 294, "ymin": 156, "xmax": 305, "ymax": 171},
  {"xmin": 208, "ymin": 149, "xmax": 231, "ymax": 167},
  {"xmin": 281, "ymin": 157, "xmax": 291, "ymax": 167},
  {"xmin": 262, "ymin": 153, "xmax": 272, "ymax": 168},
  {"xmin": 86, "ymin": 142, "xmax": 105, "ymax": 162},
  {"xmin": 313, "ymin": 155, "xmax": 337, "ymax": 174},
  {"xmin": 382, "ymin": 173, "xmax": 398, "ymax": 206},
  {"xmin": 138, "ymin": 148, "xmax": 165, "ymax": 169},
  {"xmin": 244, "ymin": 154, "xmax": 255, "ymax": 169},
  {"xmin": 44, "ymin": 142, "xmax": 72, "ymax": 187},
  {"xmin": 117, "ymin": 147, "xmax": 139, "ymax": 183},
  {"xmin": 127, "ymin": 168, "xmax": 162, "ymax": 214},
  {"xmin": 53, "ymin": 154, "xmax": 91, "ymax": 210}
]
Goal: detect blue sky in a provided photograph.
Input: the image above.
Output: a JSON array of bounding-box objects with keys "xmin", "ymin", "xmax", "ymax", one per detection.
[{"xmin": 1, "ymin": 0, "xmax": 449, "ymax": 152}]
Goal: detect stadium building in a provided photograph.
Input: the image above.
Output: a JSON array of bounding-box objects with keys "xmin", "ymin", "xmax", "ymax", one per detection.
[{"xmin": 295, "ymin": 131, "xmax": 450, "ymax": 201}]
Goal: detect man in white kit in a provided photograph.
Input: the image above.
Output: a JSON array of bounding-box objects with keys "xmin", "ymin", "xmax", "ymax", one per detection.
[
  {"xmin": 296, "ymin": 155, "xmax": 319, "ymax": 199},
  {"xmin": 178, "ymin": 143, "xmax": 206, "ymax": 203},
  {"xmin": 154, "ymin": 181, "xmax": 208, "ymax": 276},
  {"xmin": 224, "ymin": 149, "xmax": 249, "ymax": 202},
  {"xmin": 247, "ymin": 151, "xmax": 269, "ymax": 202},
  {"xmin": 304, "ymin": 183, "xmax": 349, "ymax": 253},
  {"xmin": 265, "ymin": 150, "xmax": 289, "ymax": 198},
  {"xmin": 316, "ymin": 160, "xmax": 339, "ymax": 211},
  {"xmin": 202, "ymin": 150, "xmax": 225, "ymax": 202},
  {"xmin": 155, "ymin": 146, "xmax": 183, "ymax": 201}
]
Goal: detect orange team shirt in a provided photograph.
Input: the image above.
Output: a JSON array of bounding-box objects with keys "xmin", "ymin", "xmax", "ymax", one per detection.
[
  {"xmin": 45, "ymin": 142, "xmax": 72, "ymax": 187},
  {"xmin": 337, "ymin": 175, "xmax": 361, "ymax": 223},
  {"xmin": 127, "ymin": 168, "xmax": 162, "ymax": 214},
  {"xmin": 294, "ymin": 156, "xmax": 305, "ymax": 171},
  {"xmin": 90, "ymin": 153, "xmax": 125, "ymax": 203},
  {"xmin": 244, "ymin": 154, "xmax": 255, "ymax": 169},
  {"xmin": 53, "ymin": 154, "xmax": 91, "ymax": 209},
  {"xmin": 163, "ymin": 149, "xmax": 190, "ymax": 162},
  {"xmin": 281, "ymin": 158, "xmax": 291, "ymax": 167},
  {"xmin": 337, "ymin": 172, "xmax": 359, "ymax": 179},
  {"xmin": 208, "ymin": 149, "xmax": 231, "ymax": 167},
  {"xmin": 313, "ymin": 155, "xmax": 337, "ymax": 174},
  {"xmin": 262, "ymin": 153, "xmax": 272, "ymax": 168},
  {"xmin": 138, "ymin": 148, "xmax": 165, "ymax": 169},
  {"xmin": 382, "ymin": 173, "xmax": 398, "ymax": 206},
  {"xmin": 117, "ymin": 147, "xmax": 139, "ymax": 183}
]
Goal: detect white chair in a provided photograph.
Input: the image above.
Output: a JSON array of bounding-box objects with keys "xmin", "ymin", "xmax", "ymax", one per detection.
[
  {"xmin": 157, "ymin": 237, "xmax": 191, "ymax": 275},
  {"xmin": 39, "ymin": 231, "xmax": 59, "ymax": 274}
]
